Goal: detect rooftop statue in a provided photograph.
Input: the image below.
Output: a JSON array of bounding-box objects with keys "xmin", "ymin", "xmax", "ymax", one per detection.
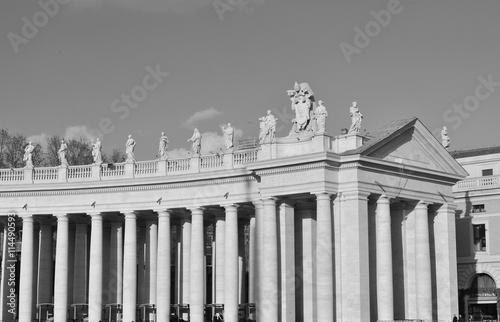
[
  {"xmin": 158, "ymin": 132, "xmax": 169, "ymax": 160},
  {"xmin": 58, "ymin": 139, "xmax": 68, "ymax": 167},
  {"xmin": 188, "ymin": 128, "xmax": 202, "ymax": 155},
  {"xmin": 441, "ymin": 126, "xmax": 451, "ymax": 149},
  {"xmin": 348, "ymin": 101, "xmax": 363, "ymax": 134},
  {"xmin": 23, "ymin": 141, "xmax": 35, "ymax": 168},
  {"xmin": 259, "ymin": 110, "xmax": 277, "ymax": 144},
  {"xmin": 287, "ymin": 82, "xmax": 316, "ymax": 137},
  {"xmin": 125, "ymin": 135, "xmax": 136, "ymax": 163},
  {"xmin": 315, "ymin": 100, "xmax": 328, "ymax": 133},
  {"xmin": 92, "ymin": 138, "xmax": 103, "ymax": 165},
  {"xmin": 222, "ymin": 123, "xmax": 234, "ymax": 151}
]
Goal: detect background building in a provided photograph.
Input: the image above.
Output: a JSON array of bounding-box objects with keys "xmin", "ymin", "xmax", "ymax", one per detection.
[{"xmin": 453, "ymin": 147, "xmax": 500, "ymax": 321}]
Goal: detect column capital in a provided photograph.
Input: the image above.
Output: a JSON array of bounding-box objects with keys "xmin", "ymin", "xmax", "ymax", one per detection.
[
  {"xmin": 262, "ymin": 197, "xmax": 277, "ymax": 206},
  {"xmin": 313, "ymin": 191, "xmax": 335, "ymax": 200},
  {"xmin": 54, "ymin": 213, "xmax": 69, "ymax": 221},
  {"xmin": 124, "ymin": 212, "xmax": 137, "ymax": 220},
  {"xmin": 252, "ymin": 199, "xmax": 263, "ymax": 208},
  {"xmin": 156, "ymin": 209, "xmax": 174, "ymax": 217},
  {"xmin": 340, "ymin": 190, "xmax": 371, "ymax": 201},
  {"xmin": 221, "ymin": 204, "xmax": 239, "ymax": 212},
  {"xmin": 437, "ymin": 203, "xmax": 458, "ymax": 213},
  {"xmin": 88, "ymin": 212, "xmax": 103, "ymax": 220},
  {"xmin": 189, "ymin": 207, "xmax": 204, "ymax": 216},
  {"xmin": 20, "ymin": 214, "xmax": 34, "ymax": 222},
  {"xmin": 416, "ymin": 200, "xmax": 430, "ymax": 209},
  {"xmin": 376, "ymin": 194, "xmax": 391, "ymax": 204}
]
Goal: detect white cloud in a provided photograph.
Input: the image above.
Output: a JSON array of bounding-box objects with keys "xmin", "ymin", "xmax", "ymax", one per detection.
[
  {"xmin": 64, "ymin": 125, "xmax": 100, "ymax": 142},
  {"xmin": 181, "ymin": 107, "xmax": 223, "ymax": 129},
  {"xmin": 27, "ymin": 133, "xmax": 49, "ymax": 149},
  {"xmin": 70, "ymin": 0, "xmax": 213, "ymax": 14},
  {"xmin": 169, "ymin": 127, "xmax": 243, "ymax": 159}
]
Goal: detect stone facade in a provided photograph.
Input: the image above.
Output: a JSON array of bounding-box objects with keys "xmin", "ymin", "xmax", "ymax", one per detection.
[
  {"xmin": 452, "ymin": 147, "xmax": 500, "ymax": 321},
  {"xmin": 0, "ymin": 118, "xmax": 467, "ymax": 322}
]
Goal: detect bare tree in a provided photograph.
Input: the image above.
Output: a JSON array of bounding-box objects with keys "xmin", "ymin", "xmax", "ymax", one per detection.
[
  {"xmin": 0, "ymin": 129, "xmax": 9, "ymax": 168},
  {"xmin": 3, "ymin": 133, "xmax": 27, "ymax": 168},
  {"xmin": 67, "ymin": 138, "xmax": 93, "ymax": 165},
  {"xmin": 103, "ymin": 149, "xmax": 127, "ymax": 164},
  {"xmin": 45, "ymin": 135, "xmax": 61, "ymax": 167}
]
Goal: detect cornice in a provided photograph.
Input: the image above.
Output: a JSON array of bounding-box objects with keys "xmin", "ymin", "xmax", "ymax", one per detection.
[
  {"xmin": 255, "ymin": 161, "xmax": 337, "ymax": 176},
  {"xmin": 0, "ymin": 175, "xmax": 256, "ymax": 198}
]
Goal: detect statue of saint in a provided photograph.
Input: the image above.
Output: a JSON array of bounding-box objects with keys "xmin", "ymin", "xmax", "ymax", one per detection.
[
  {"xmin": 287, "ymin": 82, "xmax": 315, "ymax": 133},
  {"xmin": 125, "ymin": 135, "xmax": 136, "ymax": 163},
  {"xmin": 23, "ymin": 141, "xmax": 35, "ymax": 168},
  {"xmin": 158, "ymin": 132, "xmax": 169, "ymax": 160},
  {"xmin": 188, "ymin": 128, "xmax": 202, "ymax": 155},
  {"xmin": 92, "ymin": 138, "xmax": 103, "ymax": 165},
  {"xmin": 441, "ymin": 126, "xmax": 451, "ymax": 149},
  {"xmin": 58, "ymin": 139, "xmax": 68, "ymax": 167},
  {"xmin": 222, "ymin": 123, "xmax": 234, "ymax": 151},
  {"xmin": 315, "ymin": 100, "xmax": 328, "ymax": 133},
  {"xmin": 348, "ymin": 101, "xmax": 363, "ymax": 134},
  {"xmin": 259, "ymin": 110, "xmax": 277, "ymax": 144}
]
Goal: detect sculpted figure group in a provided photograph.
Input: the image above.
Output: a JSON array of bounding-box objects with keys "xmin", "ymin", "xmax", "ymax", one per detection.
[{"xmin": 22, "ymin": 81, "xmax": 373, "ymax": 168}]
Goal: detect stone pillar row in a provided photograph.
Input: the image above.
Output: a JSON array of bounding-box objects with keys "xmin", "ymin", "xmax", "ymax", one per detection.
[{"xmin": 1, "ymin": 196, "xmax": 440, "ymax": 322}]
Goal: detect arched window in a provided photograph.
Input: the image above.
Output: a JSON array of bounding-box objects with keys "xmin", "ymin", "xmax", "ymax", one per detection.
[{"xmin": 469, "ymin": 274, "xmax": 497, "ymax": 296}]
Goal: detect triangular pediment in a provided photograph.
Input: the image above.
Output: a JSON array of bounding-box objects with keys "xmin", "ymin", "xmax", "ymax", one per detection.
[{"xmin": 351, "ymin": 118, "xmax": 468, "ymax": 177}]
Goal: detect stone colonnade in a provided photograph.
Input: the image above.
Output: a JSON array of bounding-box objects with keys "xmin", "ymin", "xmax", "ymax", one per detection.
[{"xmin": 0, "ymin": 191, "xmax": 457, "ymax": 322}]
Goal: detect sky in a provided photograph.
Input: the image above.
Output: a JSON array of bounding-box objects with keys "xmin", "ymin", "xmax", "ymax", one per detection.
[{"xmin": 0, "ymin": 0, "xmax": 499, "ymax": 160}]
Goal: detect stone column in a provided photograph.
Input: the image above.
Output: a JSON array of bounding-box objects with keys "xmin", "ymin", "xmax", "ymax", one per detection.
[
  {"xmin": 376, "ymin": 195, "xmax": 394, "ymax": 321},
  {"xmin": 123, "ymin": 212, "xmax": 137, "ymax": 322},
  {"xmin": 88, "ymin": 213, "xmax": 103, "ymax": 321},
  {"xmin": 181, "ymin": 217, "xmax": 191, "ymax": 305},
  {"xmin": 223, "ymin": 204, "xmax": 239, "ymax": 322},
  {"xmin": 434, "ymin": 203, "xmax": 459, "ymax": 321},
  {"xmin": 146, "ymin": 220, "xmax": 158, "ymax": 305},
  {"xmin": 138, "ymin": 224, "xmax": 146, "ymax": 305},
  {"xmin": 190, "ymin": 208, "xmax": 205, "ymax": 322},
  {"xmin": 339, "ymin": 191, "xmax": 371, "ymax": 322},
  {"xmin": 296, "ymin": 201, "xmax": 316, "ymax": 322},
  {"xmin": 262, "ymin": 197, "xmax": 279, "ymax": 322},
  {"xmin": 279, "ymin": 199, "xmax": 295, "ymax": 322},
  {"xmin": 37, "ymin": 219, "xmax": 54, "ymax": 306},
  {"xmin": 54, "ymin": 214, "xmax": 69, "ymax": 322},
  {"xmin": 248, "ymin": 214, "xmax": 256, "ymax": 303},
  {"xmin": 214, "ymin": 214, "xmax": 225, "ymax": 303},
  {"xmin": 109, "ymin": 221, "xmax": 124, "ymax": 305},
  {"xmin": 19, "ymin": 215, "xmax": 34, "ymax": 322},
  {"xmin": 157, "ymin": 210, "xmax": 172, "ymax": 322},
  {"xmin": 315, "ymin": 193, "xmax": 334, "ymax": 322},
  {"xmin": 415, "ymin": 201, "xmax": 432, "ymax": 320},
  {"xmin": 253, "ymin": 199, "xmax": 264, "ymax": 322}
]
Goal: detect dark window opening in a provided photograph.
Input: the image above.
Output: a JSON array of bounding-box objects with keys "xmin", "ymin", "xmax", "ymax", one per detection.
[
  {"xmin": 472, "ymin": 204, "xmax": 486, "ymax": 213},
  {"xmin": 473, "ymin": 224, "xmax": 486, "ymax": 252},
  {"xmin": 482, "ymin": 168, "xmax": 493, "ymax": 176}
]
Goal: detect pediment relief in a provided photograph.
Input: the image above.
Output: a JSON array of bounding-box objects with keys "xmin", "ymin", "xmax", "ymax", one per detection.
[
  {"xmin": 365, "ymin": 121, "xmax": 468, "ymax": 177},
  {"xmin": 368, "ymin": 128, "xmax": 441, "ymax": 171}
]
